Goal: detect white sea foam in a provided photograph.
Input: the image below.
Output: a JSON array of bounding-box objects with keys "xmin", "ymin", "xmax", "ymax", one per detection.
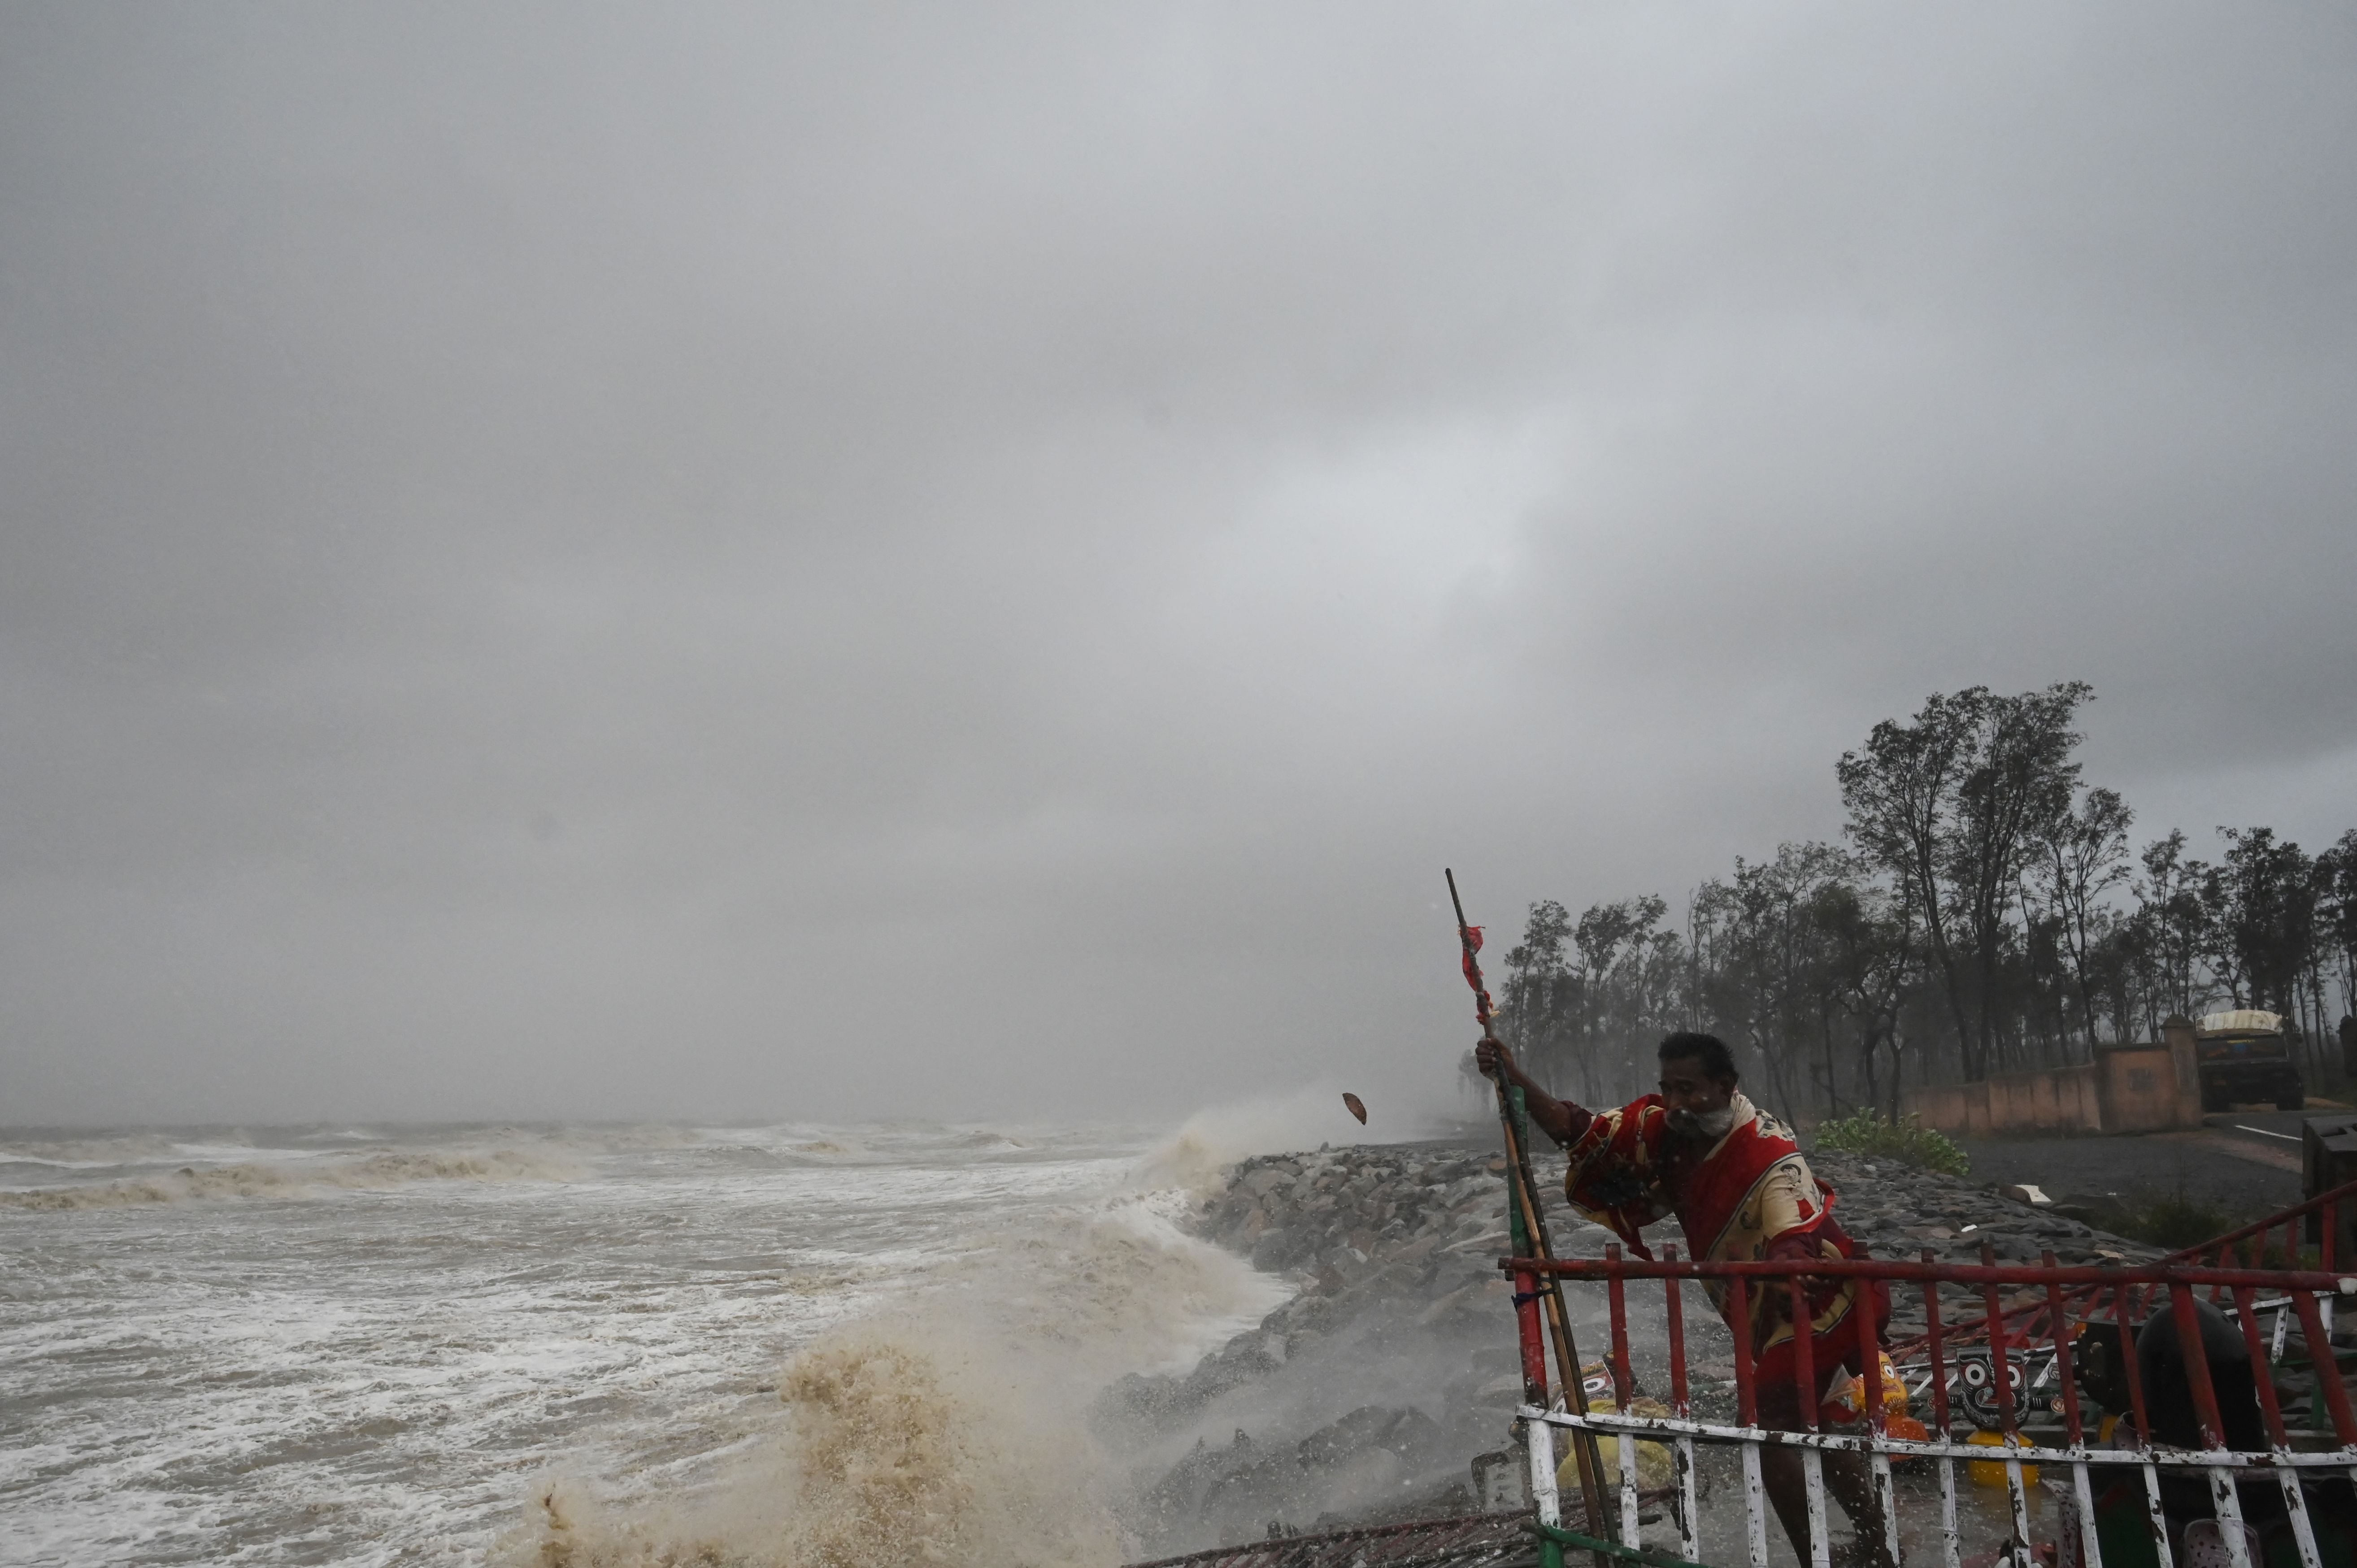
[
  {"xmin": 0, "ymin": 1147, "xmax": 585, "ymax": 1209},
  {"xmin": 493, "ymin": 1190, "xmax": 1283, "ymax": 1568},
  {"xmin": 1132, "ymin": 1086, "xmax": 1363, "ymax": 1194},
  {"xmin": 0, "ymin": 1118, "xmax": 1282, "ymax": 1568}
]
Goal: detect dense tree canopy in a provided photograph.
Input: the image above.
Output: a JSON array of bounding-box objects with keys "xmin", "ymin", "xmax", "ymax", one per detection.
[{"xmin": 1492, "ymin": 685, "xmax": 2357, "ymax": 1121}]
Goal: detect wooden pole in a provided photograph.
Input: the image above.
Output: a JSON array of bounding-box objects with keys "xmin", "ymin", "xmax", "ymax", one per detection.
[{"xmin": 1449, "ymin": 869, "xmax": 1612, "ymax": 1547}]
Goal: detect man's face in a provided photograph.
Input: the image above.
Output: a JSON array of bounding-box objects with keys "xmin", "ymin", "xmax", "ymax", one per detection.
[{"xmin": 1659, "ymin": 1055, "xmax": 1736, "ymax": 1139}]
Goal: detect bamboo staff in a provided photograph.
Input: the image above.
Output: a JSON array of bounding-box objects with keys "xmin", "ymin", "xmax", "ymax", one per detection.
[{"xmin": 1447, "ymin": 869, "xmax": 1612, "ymax": 1546}]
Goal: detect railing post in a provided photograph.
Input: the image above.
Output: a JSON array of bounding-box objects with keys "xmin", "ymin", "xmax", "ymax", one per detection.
[
  {"xmin": 1921, "ymin": 1251, "xmax": 1962, "ymax": 1568},
  {"xmin": 2230, "ymin": 1282, "xmax": 2325, "ymax": 1568},
  {"xmin": 2285, "ymin": 1289, "xmax": 2357, "ymax": 1520},
  {"xmin": 1788, "ymin": 1269, "xmax": 1829, "ymax": 1568},
  {"xmin": 1978, "ymin": 1242, "xmax": 2033, "ymax": 1552},
  {"xmin": 1527, "ymin": 1407, "xmax": 1563, "ymax": 1529},
  {"xmin": 1728, "ymin": 1274, "xmax": 1771, "ymax": 1568},
  {"xmin": 2109, "ymin": 1268, "xmax": 2174, "ymax": 1568},
  {"xmin": 1604, "ymin": 1243, "xmax": 1639, "ymax": 1548},
  {"xmin": 1606, "ymin": 1242, "xmax": 1633, "ymax": 1407},
  {"xmin": 1855, "ymin": 1260, "xmax": 1901, "ymax": 1568},
  {"xmin": 1508, "ymin": 1247, "xmax": 2357, "ymax": 1568},
  {"xmin": 2042, "ymin": 1250, "xmax": 2104, "ymax": 1568},
  {"xmin": 1662, "ymin": 1244, "xmax": 1700, "ymax": 1565},
  {"xmin": 2324, "ymin": 1200, "xmax": 2340, "ymax": 1339},
  {"xmin": 2164, "ymin": 1281, "xmax": 2253, "ymax": 1568}
]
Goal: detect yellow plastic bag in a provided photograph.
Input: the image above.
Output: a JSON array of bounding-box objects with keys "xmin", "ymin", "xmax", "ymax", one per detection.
[{"xmin": 1558, "ymin": 1398, "xmax": 1675, "ymax": 1494}]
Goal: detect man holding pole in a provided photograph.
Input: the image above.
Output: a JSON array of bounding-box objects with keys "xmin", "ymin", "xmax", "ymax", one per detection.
[{"xmin": 1475, "ymin": 1030, "xmax": 1895, "ymax": 1568}]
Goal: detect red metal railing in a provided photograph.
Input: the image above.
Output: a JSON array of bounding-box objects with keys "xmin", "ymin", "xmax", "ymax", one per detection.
[
  {"xmin": 1506, "ymin": 1240, "xmax": 2357, "ymax": 1568},
  {"xmin": 1883, "ymin": 1175, "xmax": 2357, "ymax": 1367}
]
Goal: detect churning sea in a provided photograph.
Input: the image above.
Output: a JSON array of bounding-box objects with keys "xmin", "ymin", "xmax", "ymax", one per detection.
[{"xmin": 0, "ymin": 1118, "xmax": 1290, "ymax": 1568}]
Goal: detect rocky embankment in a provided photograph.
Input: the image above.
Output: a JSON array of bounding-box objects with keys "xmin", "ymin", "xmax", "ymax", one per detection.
[
  {"xmin": 1180, "ymin": 1139, "xmax": 2163, "ymax": 1367},
  {"xmin": 1111, "ymin": 1136, "xmax": 2166, "ymax": 1551},
  {"xmin": 1205, "ymin": 1138, "xmax": 2165, "ymax": 1278}
]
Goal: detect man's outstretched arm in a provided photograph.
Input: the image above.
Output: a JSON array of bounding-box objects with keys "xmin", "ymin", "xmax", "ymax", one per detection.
[{"xmin": 1471, "ymin": 1037, "xmax": 1592, "ymax": 1147}]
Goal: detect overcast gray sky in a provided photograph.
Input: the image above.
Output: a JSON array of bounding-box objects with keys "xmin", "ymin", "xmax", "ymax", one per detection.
[{"xmin": 3, "ymin": 3, "xmax": 2353, "ymax": 1127}]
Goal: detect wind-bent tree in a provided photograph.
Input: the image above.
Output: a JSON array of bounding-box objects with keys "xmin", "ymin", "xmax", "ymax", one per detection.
[
  {"xmin": 2034, "ymin": 785, "xmax": 2135, "ymax": 1045},
  {"xmin": 1838, "ymin": 691, "xmax": 1982, "ymax": 1072},
  {"xmin": 1946, "ymin": 682, "xmax": 2092, "ymax": 1073},
  {"xmin": 1575, "ymin": 894, "xmax": 1674, "ymax": 1103},
  {"xmin": 1812, "ymin": 866, "xmax": 1916, "ymax": 1116},
  {"xmin": 1687, "ymin": 843, "xmax": 1858, "ymax": 1115},
  {"xmin": 1839, "ymin": 683, "xmax": 2092, "ymax": 1078},
  {"xmin": 1483, "ymin": 680, "xmax": 2355, "ymax": 1117},
  {"xmin": 2321, "ymin": 831, "xmax": 2357, "ymax": 1028},
  {"xmin": 2135, "ymin": 830, "xmax": 2213, "ymax": 1029},
  {"xmin": 1499, "ymin": 899, "xmax": 1578, "ymax": 1094},
  {"xmin": 2215, "ymin": 827, "xmax": 2318, "ymax": 1018}
]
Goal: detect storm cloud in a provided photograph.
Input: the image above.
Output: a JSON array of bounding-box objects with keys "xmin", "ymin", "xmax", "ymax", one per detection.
[{"xmin": 4, "ymin": 4, "xmax": 2353, "ymax": 1124}]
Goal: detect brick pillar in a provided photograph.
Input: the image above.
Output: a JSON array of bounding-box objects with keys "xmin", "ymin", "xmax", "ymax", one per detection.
[{"xmin": 2161, "ymin": 1015, "xmax": 2203, "ymax": 1127}]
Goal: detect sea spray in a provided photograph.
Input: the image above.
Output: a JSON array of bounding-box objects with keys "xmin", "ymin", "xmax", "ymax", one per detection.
[
  {"xmin": 493, "ymin": 1185, "xmax": 1283, "ymax": 1568},
  {"xmin": 502, "ymin": 1331, "xmax": 1122, "ymax": 1568},
  {"xmin": 0, "ymin": 1147, "xmax": 583, "ymax": 1209},
  {"xmin": 1, "ymin": 1121, "xmax": 1294, "ymax": 1564},
  {"xmin": 1131, "ymin": 1089, "xmax": 1361, "ymax": 1196}
]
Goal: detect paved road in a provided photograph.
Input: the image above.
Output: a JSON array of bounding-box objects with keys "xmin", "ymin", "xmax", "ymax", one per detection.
[{"xmin": 1953, "ymin": 1107, "xmax": 2357, "ymax": 1224}]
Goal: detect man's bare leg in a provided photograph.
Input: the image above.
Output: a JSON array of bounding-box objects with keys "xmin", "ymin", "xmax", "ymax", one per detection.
[{"xmin": 1756, "ymin": 1389, "xmax": 1896, "ymax": 1567}]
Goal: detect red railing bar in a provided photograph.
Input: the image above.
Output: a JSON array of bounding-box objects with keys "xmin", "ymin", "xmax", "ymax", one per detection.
[
  {"xmin": 1663, "ymin": 1243, "xmax": 1690, "ymax": 1418},
  {"xmin": 2112, "ymin": 1271, "xmax": 2156, "ymax": 1449},
  {"xmin": 1919, "ymin": 1249, "xmax": 1953, "ymax": 1435},
  {"xmin": 2233, "ymin": 1283, "xmax": 2296, "ymax": 1449},
  {"xmin": 1729, "ymin": 1273, "xmax": 1758, "ymax": 1429},
  {"xmin": 1979, "ymin": 1242, "xmax": 2020, "ymax": 1447},
  {"xmin": 1790, "ymin": 1271, "xmax": 1818, "ymax": 1435},
  {"xmin": 1512, "ymin": 1256, "xmax": 1549, "ymax": 1406},
  {"xmin": 1865, "ymin": 1175, "xmax": 2357, "ymax": 1361},
  {"xmin": 2166, "ymin": 1282, "xmax": 2232, "ymax": 1453},
  {"xmin": 2158, "ymin": 1174, "xmax": 2357, "ymax": 1263},
  {"xmin": 2290, "ymin": 1288, "xmax": 2357, "ymax": 1446},
  {"xmin": 1509, "ymin": 1258, "xmax": 2357, "ymax": 1289},
  {"xmin": 1857, "ymin": 1267, "xmax": 1885, "ymax": 1439},
  {"xmin": 2041, "ymin": 1251, "xmax": 2086, "ymax": 1448},
  {"xmin": 1605, "ymin": 1242, "xmax": 1634, "ymax": 1407}
]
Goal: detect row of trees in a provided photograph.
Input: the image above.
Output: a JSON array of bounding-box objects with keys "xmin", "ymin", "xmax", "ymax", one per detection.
[{"xmin": 1490, "ymin": 683, "xmax": 2357, "ymax": 1122}]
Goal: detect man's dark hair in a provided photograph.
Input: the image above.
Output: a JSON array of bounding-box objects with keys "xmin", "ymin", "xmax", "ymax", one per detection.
[{"xmin": 1658, "ymin": 1031, "xmax": 1739, "ymax": 1084}]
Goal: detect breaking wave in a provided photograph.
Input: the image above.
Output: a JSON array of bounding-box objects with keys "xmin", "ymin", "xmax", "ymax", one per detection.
[
  {"xmin": 7, "ymin": 1117, "xmax": 1299, "ymax": 1564},
  {"xmin": 496, "ymin": 1191, "xmax": 1287, "ymax": 1567},
  {"xmin": 0, "ymin": 1148, "xmax": 581, "ymax": 1209},
  {"xmin": 1132, "ymin": 1088, "xmax": 1361, "ymax": 1195},
  {"xmin": 509, "ymin": 1333, "xmax": 1119, "ymax": 1568}
]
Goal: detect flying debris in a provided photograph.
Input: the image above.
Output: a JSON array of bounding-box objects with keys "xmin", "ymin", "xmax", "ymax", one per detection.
[{"xmin": 1341, "ymin": 1093, "xmax": 1366, "ymax": 1125}]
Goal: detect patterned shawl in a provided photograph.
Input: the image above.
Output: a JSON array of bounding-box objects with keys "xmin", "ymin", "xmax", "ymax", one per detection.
[{"xmin": 1562, "ymin": 1090, "xmax": 1876, "ymax": 1370}]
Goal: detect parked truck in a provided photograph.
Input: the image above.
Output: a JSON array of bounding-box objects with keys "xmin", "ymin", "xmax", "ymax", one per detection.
[{"xmin": 2196, "ymin": 1007, "xmax": 2305, "ymax": 1111}]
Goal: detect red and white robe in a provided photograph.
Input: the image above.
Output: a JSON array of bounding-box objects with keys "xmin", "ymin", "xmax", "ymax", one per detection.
[{"xmin": 1559, "ymin": 1090, "xmax": 1887, "ymax": 1388}]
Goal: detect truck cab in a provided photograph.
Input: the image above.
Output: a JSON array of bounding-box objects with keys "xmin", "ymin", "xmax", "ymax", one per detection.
[{"xmin": 2195, "ymin": 1008, "xmax": 2304, "ymax": 1112}]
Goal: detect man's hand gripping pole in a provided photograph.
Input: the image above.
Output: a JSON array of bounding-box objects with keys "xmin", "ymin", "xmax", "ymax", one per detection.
[{"xmin": 1446, "ymin": 870, "xmax": 1609, "ymax": 1546}]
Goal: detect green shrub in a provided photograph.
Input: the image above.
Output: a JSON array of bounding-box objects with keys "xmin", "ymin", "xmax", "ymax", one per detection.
[
  {"xmin": 2112, "ymin": 1192, "xmax": 2237, "ymax": 1251},
  {"xmin": 1810, "ymin": 1108, "xmax": 1971, "ymax": 1177}
]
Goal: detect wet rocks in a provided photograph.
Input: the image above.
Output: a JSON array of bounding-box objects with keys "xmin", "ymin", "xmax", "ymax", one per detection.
[
  {"xmin": 1193, "ymin": 1141, "xmax": 2162, "ymax": 1334},
  {"xmin": 1123, "ymin": 1133, "xmax": 2173, "ymax": 1548},
  {"xmin": 1804, "ymin": 1149, "xmax": 2166, "ymax": 1338},
  {"xmin": 1806, "ymin": 1149, "xmax": 2163, "ymax": 1272},
  {"xmin": 1141, "ymin": 1405, "xmax": 1458, "ymax": 1543},
  {"xmin": 1198, "ymin": 1145, "xmax": 1507, "ymax": 1275}
]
